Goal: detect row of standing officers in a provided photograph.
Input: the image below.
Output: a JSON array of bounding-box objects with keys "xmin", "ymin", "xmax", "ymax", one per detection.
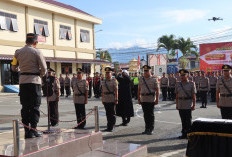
[{"xmin": 11, "ymin": 33, "xmax": 232, "ymax": 139}]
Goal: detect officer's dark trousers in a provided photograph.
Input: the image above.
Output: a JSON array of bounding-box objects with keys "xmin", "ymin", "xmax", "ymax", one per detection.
[
  {"xmin": 94, "ymin": 84, "xmax": 100, "ymax": 98},
  {"xmin": 220, "ymin": 107, "xmax": 232, "ymax": 119},
  {"xmin": 48, "ymin": 101, "xmax": 59, "ymax": 126},
  {"xmin": 60, "ymin": 85, "xmax": 64, "ymax": 96},
  {"xmin": 179, "ymin": 109, "xmax": 192, "ymax": 136},
  {"xmin": 88, "ymin": 82, "xmax": 92, "ymax": 98},
  {"xmin": 200, "ymin": 91, "xmax": 208, "ymax": 107},
  {"xmin": 20, "ymin": 84, "xmax": 41, "ymax": 130},
  {"xmin": 168, "ymin": 87, "xmax": 171, "ymax": 99},
  {"xmin": 170, "ymin": 88, "xmax": 175, "ymax": 100},
  {"xmin": 103, "ymin": 103, "xmax": 116, "ymax": 130},
  {"xmin": 141, "ymin": 102, "xmax": 155, "ymax": 131},
  {"xmin": 210, "ymin": 88, "xmax": 216, "ymax": 101},
  {"xmin": 134, "ymin": 85, "xmax": 138, "ymax": 99},
  {"xmin": 74, "ymin": 103, "xmax": 86, "ymax": 128},
  {"xmin": 65, "ymin": 86, "xmax": 70, "ymax": 96},
  {"xmin": 161, "ymin": 87, "xmax": 168, "ymax": 100}
]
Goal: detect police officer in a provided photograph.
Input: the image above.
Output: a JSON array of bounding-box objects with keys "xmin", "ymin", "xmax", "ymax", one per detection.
[
  {"xmin": 101, "ymin": 67, "xmax": 118, "ymax": 132},
  {"xmin": 199, "ymin": 71, "xmax": 210, "ymax": 108},
  {"xmin": 133, "ymin": 72, "xmax": 139, "ymax": 100},
  {"xmin": 86, "ymin": 73, "xmax": 93, "ymax": 98},
  {"xmin": 175, "ymin": 72, "xmax": 181, "ymax": 82},
  {"xmin": 194, "ymin": 71, "xmax": 201, "ymax": 101},
  {"xmin": 160, "ymin": 72, "xmax": 168, "ymax": 101},
  {"xmin": 169, "ymin": 73, "xmax": 177, "ymax": 101},
  {"xmin": 216, "ymin": 65, "xmax": 232, "ymax": 119},
  {"xmin": 176, "ymin": 69, "xmax": 196, "ymax": 139},
  {"xmin": 73, "ymin": 68, "xmax": 89, "ymax": 129},
  {"xmin": 71, "ymin": 73, "xmax": 77, "ymax": 92},
  {"xmin": 209, "ymin": 72, "xmax": 217, "ymax": 102},
  {"xmin": 93, "ymin": 72, "xmax": 101, "ymax": 98},
  {"xmin": 138, "ymin": 65, "xmax": 159, "ymax": 135},
  {"xmin": 64, "ymin": 73, "xmax": 71, "ymax": 97},
  {"xmin": 47, "ymin": 68, "xmax": 60, "ymax": 127},
  {"xmin": 11, "ymin": 33, "xmax": 47, "ymax": 138},
  {"xmin": 59, "ymin": 74, "xmax": 65, "ymax": 96}
]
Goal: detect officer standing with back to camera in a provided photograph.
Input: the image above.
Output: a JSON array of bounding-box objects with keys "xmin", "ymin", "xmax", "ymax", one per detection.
[
  {"xmin": 101, "ymin": 67, "xmax": 118, "ymax": 132},
  {"xmin": 11, "ymin": 33, "xmax": 47, "ymax": 139},
  {"xmin": 176, "ymin": 69, "xmax": 196, "ymax": 139},
  {"xmin": 216, "ymin": 65, "xmax": 232, "ymax": 119},
  {"xmin": 199, "ymin": 71, "xmax": 210, "ymax": 108},
  {"xmin": 138, "ymin": 65, "xmax": 159, "ymax": 135},
  {"xmin": 72, "ymin": 68, "xmax": 89, "ymax": 129}
]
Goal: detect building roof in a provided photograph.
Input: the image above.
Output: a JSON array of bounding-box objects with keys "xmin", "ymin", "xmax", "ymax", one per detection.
[{"xmin": 40, "ymin": 0, "xmax": 92, "ymax": 16}]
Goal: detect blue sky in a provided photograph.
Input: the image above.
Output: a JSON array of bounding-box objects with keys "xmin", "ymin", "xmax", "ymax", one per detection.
[{"xmin": 57, "ymin": 0, "xmax": 232, "ymax": 50}]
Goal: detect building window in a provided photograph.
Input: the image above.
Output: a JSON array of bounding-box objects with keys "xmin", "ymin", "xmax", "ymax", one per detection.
[
  {"xmin": 34, "ymin": 19, "xmax": 49, "ymax": 37},
  {"xmin": 82, "ymin": 63, "xmax": 91, "ymax": 74},
  {"xmin": 0, "ymin": 11, "xmax": 18, "ymax": 32},
  {"xmin": 61, "ymin": 63, "xmax": 72, "ymax": 74},
  {"xmin": 60, "ymin": 25, "xmax": 72, "ymax": 40},
  {"xmin": 80, "ymin": 29, "xmax": 90, "ymax": 43}
]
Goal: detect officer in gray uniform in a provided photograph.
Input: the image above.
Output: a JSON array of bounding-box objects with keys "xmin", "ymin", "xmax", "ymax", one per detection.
[
  {"xmin": 194, "ymin": 71, "xmax": 201, "ymax": 101},
  {"xmin": 160, "ymin": 73, "xmax": 169, "ymax": 101},
  {"xmin": 138, "ymin": 65, "xmax": 159, "ymax": 135},
  {"xmin": 216, "ymin": 65, "xmax": 232, "ymax": 119},
  {"xmin": 73, "ymin": 68, "xmax": 89, "ymax": 129},
  {"xmin": 175, "ymin": 72, "xmax": 181, "ymax": 82},
  {"xmin": 101, "ymin": 67, "xmax": 118, "ymax": 132},
  {"xmin": 11, "ymin": 33, "xmax": 47, "ymax": 138},
  {"xmin": 176, "ymin": 69, "xmax": 196, "ymax": 139},
  {"xmin": 64, "ymin": 73, "xmax": 71, "ymax": 97},
  {"xmin": 199, "ymin": 71, "xmax": 210, "ymax": 108},
  {"xmin": 169, "ymin": 73, "xmax": 177, "ymax": 101},
  {"xmin": 209, "ymin": 72, "xmax": 217, "ymax": 102}
]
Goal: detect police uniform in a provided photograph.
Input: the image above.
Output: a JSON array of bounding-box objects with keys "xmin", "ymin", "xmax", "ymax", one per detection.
[
  {"xmin": 47, "ymin": 68, "xmax": 60, "ymax": 126},
  {"xmin": 160, "ymin": 73, "xmax": 169, "ymax": 101},
  {"xmin": 73, "ymin": 68, "xmax": 89, "ymax": 129},
  {"xmin": 169, "ymin": 75, "xmax": 177, "ymax": 101},
  {"xmin": 194, "ymin": 72, "xmax": 201, "ymax": 101},
  {"xmin": 93, "ymin": 72, "xmax": 101, "ymax": 98},
  {"xmin": 86, "ymin": 74, "xmax": 93, "ymax": 98},
  {"xmin": 138, "ymin": 65, "xmax": 159, "ymax": 135},
  {"xmin": 209, "ymin": 73, "xmax": 217, "ymax": 102},
  {"xmin": 216, "ymin": 65, "xmax": 232, "ymax": 119},
  {"xmin": 199, "ymin": 71, "xmax": 210, "ymax": 108},
  {"xmin": 64, "ymin": 75, "xmax": 71, "ymax": 97},
  {"xmin": 176, "ymin": 69, "xmax": 196, "ymax": 139},
  {"xmin": 101, "ymin": 67, "xmax": 118, "ymax": 132},
  {"xmin": 59, "ymin": 75, "xmax": 65, "ymax": 96},
  {"xmin": 11, "ymin": 33, "xmax": 47, "ymax": 138}
]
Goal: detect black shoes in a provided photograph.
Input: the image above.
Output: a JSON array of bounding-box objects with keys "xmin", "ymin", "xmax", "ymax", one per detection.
[
  {"xmin": 178, "ymin": 134, "xmax": 187, "ymax": 139},
  {"xmin": 121, "ymin": 122, "xmax": 128, "ymax": 126},
  {"xmin": 103, "ymin": 128, "xmax": 114, "ymax": 132},
  {"xmin": 142, "ymin": 129, "xmax": 153, "ymax": 135},
  {"xmin": 74, "ymin": 126, "xmax": 86, "ymax": 129},
  {"xmin": 25, "ymin": 130, "xmax": 43, "ymax": 139}
]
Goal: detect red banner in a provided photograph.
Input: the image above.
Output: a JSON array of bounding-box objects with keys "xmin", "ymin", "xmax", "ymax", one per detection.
[{"xmin": 200, "ymin": 42, "xmax": 232, "ymax": 72}]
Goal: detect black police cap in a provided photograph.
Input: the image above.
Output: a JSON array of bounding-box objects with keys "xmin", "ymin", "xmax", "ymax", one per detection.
[
  {"xmin": 179, "ymin": 69, "xmax": 189, "ymax": 75},
  {"xmin": 222, "ymin": 64, "xmax": 232, "ymax": 71},
  {"xmin": 76, "ymin": 68, "xmax": 83, "ymax": 73},
  {"xmin": 143, "ymin": 65, "xmax": 151, "ymax": 71},
  {"xmin": 48, "ymin": 68, "xmax": 55, "ymax": 72},
  {"xmin": 105, "ymin": 67, "xmax": 113, "ymax": 72}
]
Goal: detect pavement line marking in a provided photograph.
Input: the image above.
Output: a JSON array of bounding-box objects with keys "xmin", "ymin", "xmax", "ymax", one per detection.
[
  {"xmin": 159, "ymin": 148, "xmax": 186, "ymax": 157},
  {"xmin": 155, "ymin": 120, "xmax": 181, "ymax": 125}
]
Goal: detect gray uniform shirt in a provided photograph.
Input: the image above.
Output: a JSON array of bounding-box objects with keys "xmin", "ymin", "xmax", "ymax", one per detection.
[
  {"xmin": 101, "ymin": 78, "xmax": 118, "ymax": 103},
  {"xmin": 64, "ymin": 77, "xmax": 71, "ymax": 87},
  {"xmin": 59, "ymin": 77, "xmax": 64, "ymax": 86},
  {"xmin": 175, "ymin": 75, "xmax": 181, "ymax": 82},
  {"xmin": 209, "ymin": 76, "xmax": 217, "ymax": 89},
  {"xmin": 169, "ymin": 77, "xmax": 176, "ymax": 88},
  {"xmin": 175, "ymin": 81, "xmax": 196, "ymax": 109},
  {"xmin": 160, "ymin": 77, "xmax": 169, "ymax": 88},
  {"xmin": 139, "ymin": 77, "xmax": 158, "ymax": 103},
  {"xmin": 198, "ymin": 77, "xmax": 210, "ymax": 91},
  {"xmin": 73, "ymin": 79, "xmax": 88, "ymax": 104},
  {"xmin": 14, "ymin": 45, "xmax": 47, "ymax": 84},
  {"xmin": 194, "ymin": 76, "xmax": 200, "ymax": 89},
  {"xmin": 217, "ymin": 76, "xmax": 232, "ymax": 107},
  {"xmin": 47, "ymin": 78, "xmax": 60, "ymax": 102}
]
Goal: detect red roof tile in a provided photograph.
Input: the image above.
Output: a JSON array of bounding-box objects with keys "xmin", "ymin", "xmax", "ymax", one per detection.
[{"xmin": 40, "ymin": 0, "xmax": 92, "ymax": 16}]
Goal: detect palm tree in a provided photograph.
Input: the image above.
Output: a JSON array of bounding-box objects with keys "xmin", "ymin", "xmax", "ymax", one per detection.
[
  {"xmin": 96, "ymin": 50, "xmax": 112, "ymax": 62},
  {"xmin": 157, "ymin": 34, "xmax": 176, "ymax": 57},
  {"xmin": 176, "ymin": 37, "xmax": 198, "ymax": 69}
]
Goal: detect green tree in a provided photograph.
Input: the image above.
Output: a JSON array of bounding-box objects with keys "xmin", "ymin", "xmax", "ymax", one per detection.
[
  {"xmin": 96, "ymin": 50, "xmax": 112, "ymax": 62},
  {"xmin": 176, "ymin": 37, "xmax": 198, "ymax": 69},
  {"xmin": 157, "ymin": 34, "xmax": 176, "ymax": 55}
]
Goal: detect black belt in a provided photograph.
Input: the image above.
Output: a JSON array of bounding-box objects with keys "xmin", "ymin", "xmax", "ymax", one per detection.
[
  {"xmin": 104, "ymin": 92, "xmax": 115, "ymax": 95},
  {"xmin": 199, "ymin": 87, "xmax": 208, "ymax": 89},
  {"xmin": 20, "ymin": 72, "xmax": 40, "ymax": 76},
  {"xmin": 141, "ymin": 93, "xmax": 155, "ymax": 96},
  {"xmin": 221, "ymin": 94, "xmax": 232, "ymax": 97},
  {"xmin": 178, "ymin": 97, "xmax": 192, "ymax": 100}
]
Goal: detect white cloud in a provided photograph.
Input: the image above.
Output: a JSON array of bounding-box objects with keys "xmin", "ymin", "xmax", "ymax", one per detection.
[
  {"xmin": 108, "ymin": 39, "xmax": 157, "ymax": 49},
  {"xmin": 162, "ymin": 9, "xmax": 210, "ymax": 23},
  {"xmin": 211, "ymin": 26, "xmax": 232, "ymax": 33}
]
